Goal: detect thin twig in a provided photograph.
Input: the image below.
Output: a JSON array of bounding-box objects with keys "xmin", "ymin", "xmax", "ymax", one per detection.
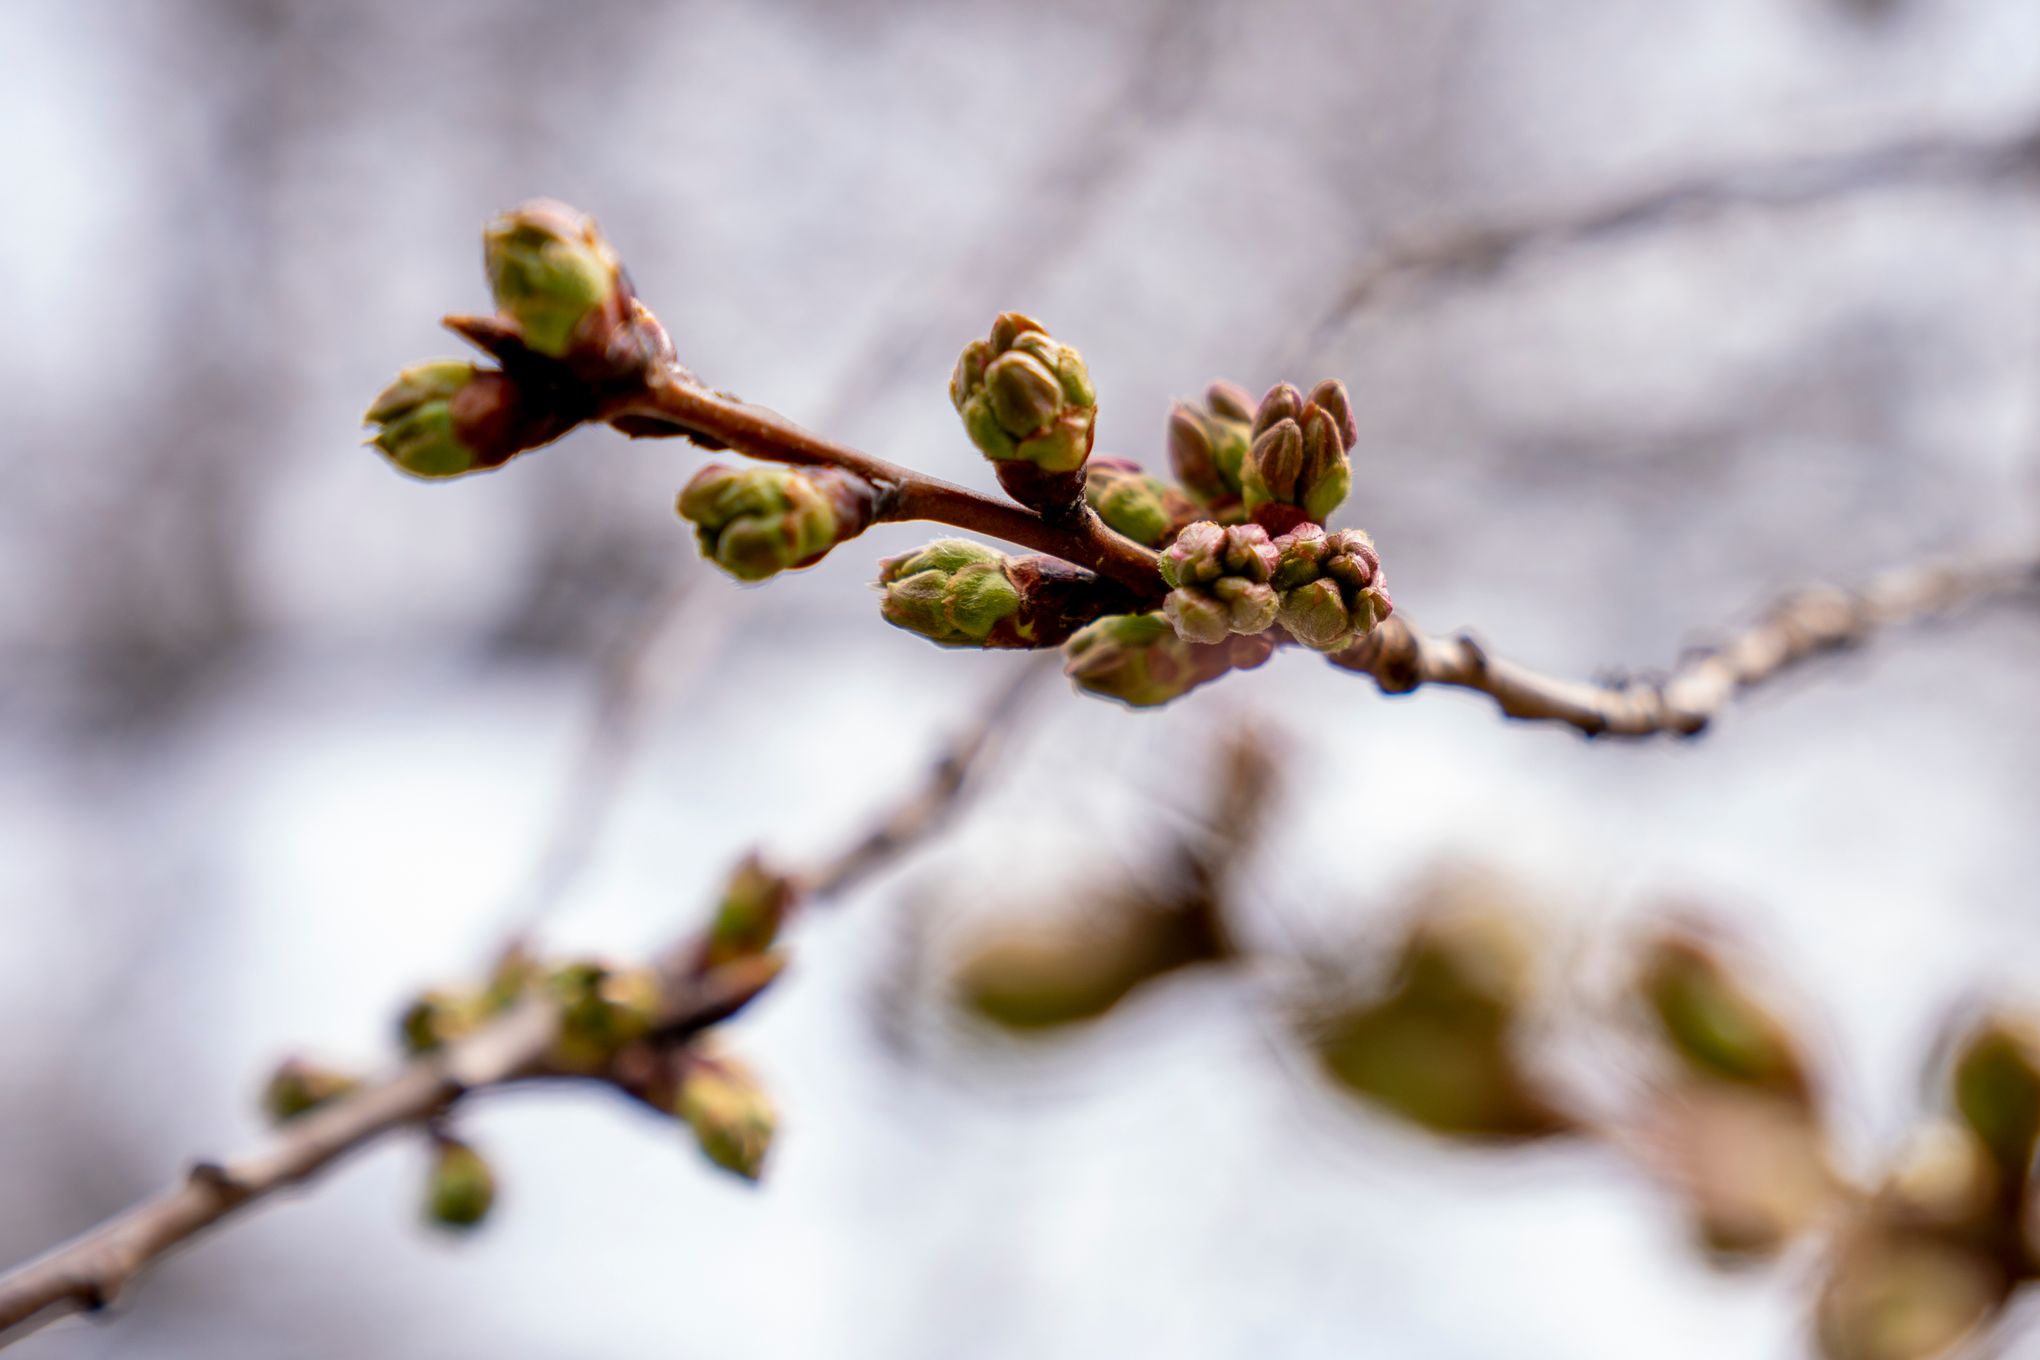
[
  {"xmin": 1329, "ymin": 554, "xmax": 2040, "ymax": 738},
  {"xmin": 0, "ymin": 665, "xmax": 1048, "ymax": 1347}
]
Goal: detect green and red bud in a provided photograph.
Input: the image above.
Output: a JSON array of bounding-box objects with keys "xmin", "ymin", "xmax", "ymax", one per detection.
[
  {"xmin": 1241, "ymin": 379, "xmax": 1356, "ymax": 532},
  {"xmin": 951, "ymin": 312, "xmax": 1097, "ymax": 512},
  {"xmin": 878, "ymin": 539, "xmax": 1131, "ymax": 649},
  {"xmin": 364, "ymin": 360, "xmax": 558, "ymax": 479},
  {"xmin": 677, "ymin": 463, "xmax": 877, "ymax": 582},
  {"xmin": 1167, "ymin": 381, "xmax": 1256, "ymax": 515},
  {"xmin": 1158, "ymin": 520, "xmax": 1280, "ymax": 644},
  {"xmin": 702, "ymin": 853, "xmax": 800, "ymax": 970},
  {"xmin": 676, "ymin": 1049, "xmax": 777, "ymax": 1182},
  {"xmin": 481, "ymin": 199, "xmax": 631, "ymax": 362},
  {"xmin": 1269, "ymin": 524, "xmax": 1391, "ymax": 652},
  {"xmin": 1061, "ymin": 611, "xmax": 1274, "ymax": 708},
  {"xmin": 423, "ymin": 1135, "xmax": 497, "ymax": 1231},
  {"xmin": 1084, "ymin": 457, "xmax": 1196, "ymax": 547},
  {"xmin": 261, "ymin": 1057, "xmax": 361, "ymax": 1124}
]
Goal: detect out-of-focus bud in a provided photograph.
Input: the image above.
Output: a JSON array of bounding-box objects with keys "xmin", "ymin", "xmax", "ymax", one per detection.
[
  {"xmin": 1167, "ymin": 381, "xmax": 1256, "ymax": 513},
  {"xmin": 1649, "ymin": 1085, "xmax": 1836, "ymax": 1260},
  {"xmin": 1061, "ymin": 612, "xmax": 1274, "ymax": 708},
  {"xmin": 1949, "ymin": 1015, "xmax": 2040, "ymax": 1176},
  {"xmin": 951, "ymin": 313, "xmax": 1098, "ymax": 512},
  {"xmin": 398, "ymin": 988, "xmax": 480, "ymax": 1056},
  {"xmin": 1084, "ymin": 457, "xmax": 1197, "ymax": 547},
  {"xmin": 1240, "ymin": 379, "xmax": 1355, "ymax": 532},
  {"xmin": 1816, "ymin": 1229, "xmax": 2007, "ymax": 1360},
  {"xmin": 481, "ymin": 199, "xmax": 630, "ymax": 361},
  {"xmin": 1637, "ymin": 936, "xmax": 1808, "ymax": 1099},
  {"xmin": 1883, "ymin": 1121, "xmax": 2000, "ymax": 1234},
  {"xmin": 702, "ymin": 853, "xmax": 800, "ymax": 970},
  {"xmin": 365, "ymin": 360, "xmax": 549, "ymax": 479},
  {"xmin": 1269, "ymin": 525, "xmax": 1391, "ymax": 652},
  {"xmin": 879, "ymin": 540, "xmax": 1132, "ymax": 649},
  {"xmin": 546, "ymin": 960, "xmax": 663, "ymax": 1073},
  {"xmin": 676, "ymin": 1049, "xmax": 777, "ymax": 1182},
  {"xmin": 1157, "ymin": 521, "xmax": 1280, "ymax": 644},
  {"xmin": 481, "ymin": 940, "xmax": 540, "ymax": 1014},
  {"xmin": 261, "ymin": 1057, "xmax": 361, "ymax": 1124},
  {"xmin": 424, "ymin": 1136, "xmax": 497, "ymax": 1231},
  {"xmin": 676, "ymin": 464, "xmax": 878, "ymax": 582},
  {"xmin": 957, "ymin": 894, "xmax": 1230, "ymax": 1032}
]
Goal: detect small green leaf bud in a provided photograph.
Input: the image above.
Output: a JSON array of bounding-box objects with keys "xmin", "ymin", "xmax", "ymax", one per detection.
[
  {"xmin": 676, "ymin": 464, "xmax": 877, "ymax": 582},
  {"xmin": 702, "ymin": 853, "xmax": 800, "ymax": 970},
  {"xmin": 424, "ymin": 1136, "xmax": 497, "ymax": 1231},
  {"xmin": 547, "ymin": 960, "xmax": 663, "ymax": 1073},
  {"xmin": 878, "ymin": 540, "xmax": 1132, "ymax": 649},
  {"xmin": 676, "ymin": 1050, "xmax": 777, "ymax": 1182},
  {"xmin": 1061, "ymin": 611, "xmax": 1274, "ymax": 708},
  {"xmin": 261, "ymin": 1057, "xmax": 361, "ymax": 1124},
  {"xmin": 1637, "ymin": 937, "xmax": 1807, "ymax": 1098},
  {"xmin": 481, "ymin": 199, "xmax": 628, "ymax": 360},
  {"xmin": 364, "ymin": 361, "xmax": 548, "ymax": 480},
  {"xmin": 1084, "ymin": 457, "xmax": 1196, "ymax": 547}
]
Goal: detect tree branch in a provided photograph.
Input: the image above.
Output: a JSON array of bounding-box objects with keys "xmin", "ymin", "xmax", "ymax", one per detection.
[
  {"xmin": 0, "ymin": 664, "xmax": 1046, "ymax": 1347},
  {"xmin": 1329, "ymin": 554, "xmax": 2040, "ymax": 737}
]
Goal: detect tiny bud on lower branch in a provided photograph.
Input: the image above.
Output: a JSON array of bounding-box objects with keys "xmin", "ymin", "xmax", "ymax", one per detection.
[
  {"xmin": 424, "ymin": 1135, "xmax": 496, "ymax": 1231},
  {"xmin": 1060, "ymin": 611, "xmax": 1274, "ymax": 707}
]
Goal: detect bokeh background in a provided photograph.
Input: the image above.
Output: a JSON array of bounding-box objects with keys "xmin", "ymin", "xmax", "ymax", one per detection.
[{"xmin": 6, "ymin": 1, "xmax": 2040, "ymax": 1355}]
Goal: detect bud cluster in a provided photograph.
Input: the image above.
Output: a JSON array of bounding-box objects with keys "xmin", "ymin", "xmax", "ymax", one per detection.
[
  {"xmin": 1167, "ymin": 381, "xmax": 1257, "ymax": 517},
  {"xmin": 1241, "ymin": 380, "xmax": 1355, "ymax": 533},
  {"xmin": 1158, "ymin": 521, "xmax": 1279, "ymax": 645},
  {"xmin": 951, "ymin": 312, "xmax": 1097, "ymax": 512},
  {"xmin": 677, "ymin": 463, "xmax": 879, "ymax": 582},
  {"xmin": 1269, "ymin": 524, "xmax": 1392, "ymax": 652}
]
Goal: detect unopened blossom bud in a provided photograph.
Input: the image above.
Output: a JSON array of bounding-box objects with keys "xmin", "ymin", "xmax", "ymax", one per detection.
[
  {"xmin": 1157, "ymin": 520, "xmax": 1279, "ymax": 644},
  {"xmin": 1816, "ymin": 1230, "xmax": 2003, "ymax": 1360},
  {"xmin": 951, "ymin": 312, "xmax": 1097, "ymax": 511},
  {"xmin": 1949, "ymin": 1015, "xmax": 2040, "ymax": 1175},
  {"xmin": 1061, "ymin": 611, "xmax": 1274, "ymax": 708},
  {"xmin": 1167, "ymin": 381, "xmax": 1256, "ymax": 512},
  {"xmin": 398, "ymin": 988, "xmax": 480, "ymax": 1056},
  {"xmin": 1638, "ymin": 937, "xmax": 1807, "ymax": 1099},
  {"xmin": 261, "ymin": 1057, "xmax": 360, "ymax": 1124},
  {"xmin": 676, "ymin": 1050, "xmax": 777, "ymax": 1182},
  {"xmin": 1269, "ymin": 524, "xmax": 1391, "ymax": 652},
  {"xmin": 481, "ymin": 199, "xmax": 630, "ymax": 361},
  {"xmin": 957, "ymin": 894, "xmax": 1230, "ymax": 1031},
  {"xmin": 365, "ymin": 360, "xmax": 549, "ymax": 479},
  {"xmin": 677, "ymin": 464, "xmax": 878, "ymax": 582},
  {"xmin": 1240, "ymin": 379, "xmax": 1356, "ymax": 531},
  {"xmin": 879, "ymin": 540, "xmax": 1131, "ymax": 649},
  {"xmin": 547, "ymin": 960, "xmax": 663, "ymax": 1073},
  {"xmin": 1084, "ymin": 457, "xmax": 1196, "ymax": 547},
  {"xmin": 702, "ymin": 853, "xmax": 800, "ymax": 970},
  {"xmin": 424, "ymin": 1136, "xmax": 496, "ymax": 1231}
]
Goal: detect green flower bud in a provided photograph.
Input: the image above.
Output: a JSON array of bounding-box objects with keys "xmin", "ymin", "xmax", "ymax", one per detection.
[
  {"xmin": 261, "ymin": 1057, "xmax": 361, "ymax": 1124},
  {"xmin": 1166, "ymin": 382, "xmax": 1255, "ymax": 513},
  {"xmin": 424, "ymin": 1136, "xmax": 496, "ymax": 1231},
  {"xmin": 950, "ymin": 313, "xmax": 1096, "ymax": 473},
  {"xmin": 677, "ymin": 1050, "xmax": 777, "ymax": 1182},
  {"xmin": 1270, "ymin": 525, "xmax": 1391, "ymax": 652},
  {"xmin": 1240, "ymin": 379, "xmax": 1356, "ymax": 531},
  {"xmin": 703, "ymin": 853, "xmax": 800, "ymax": 970},
  {"xmin": 1638, "ymin": 937, "xmax": 1807, "ymax": 1098},
  {"xmin": 878, "ymin": 540, "xmax": 1131, "ymax": 649},
  {"xmin": 547, "ymin": 960, "xmax": 663, "ymax": 1073},
  {"xmin": 1084, "ymin": 457, "xmax": 1195, "ymax": 547},
  {"xmin": 364, "ymin": 360, "xmax": 541, "ymax": 480},
  {"xmin": 481, "ymin": 199, "xmax": 627, "ymax": 360},
  {"xmin": 1061, "ymin": 611, "xmax": 1273, "ymax": 708},
  {"xmin": 677, "ymin": 464, "xmax": 876, "ymax": 582},
  {"xmin": 398, "ymin": 988, "xmax": 480, "ymax": 1056},
  {"xmin": 1949, "ymin": 1016, "xmax": 2040, "ymax": 1175}
]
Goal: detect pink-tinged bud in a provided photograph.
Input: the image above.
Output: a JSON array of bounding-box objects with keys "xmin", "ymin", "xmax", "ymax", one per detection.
[
  {"xmin": 676, "ymin": 464, "xmax": 878, "ymax": 582},
  {"xmin": 1157, "ymin": 521, "xmax": 1280, "ymax": 643},
  {"xmin": 1270, "ymin": 525, "xmax": 1389, "ymax": 652},
  {"xmin": 1167, "ymin": 384, "xmax": 1255, "ymax": 514},
  {"xmin": 1241, "ymin": 380, "xmax": 1355, "ymax": 528}
]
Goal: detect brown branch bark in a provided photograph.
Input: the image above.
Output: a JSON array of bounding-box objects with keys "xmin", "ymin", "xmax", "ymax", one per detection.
[
  {"xmin": 0, "ymin": 664, "xmax": 1045, "ymax": 1347},
  {"xmin": 1330, "ymin": 554, "xmax": 2040, "ymax": 738}
]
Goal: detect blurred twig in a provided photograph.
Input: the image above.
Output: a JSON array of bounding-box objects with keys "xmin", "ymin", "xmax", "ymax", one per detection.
[
  {"xmin": 1290, "ymin": 122, "xmax": 2040, "ymax": 366},
  {"xmin": 0, "ymin": 662, "xmax": 1048, "ymax": 1347},
  {"xmin": 1330, "ymin": 553, "xmax": 2040, "ymax": 737}
]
